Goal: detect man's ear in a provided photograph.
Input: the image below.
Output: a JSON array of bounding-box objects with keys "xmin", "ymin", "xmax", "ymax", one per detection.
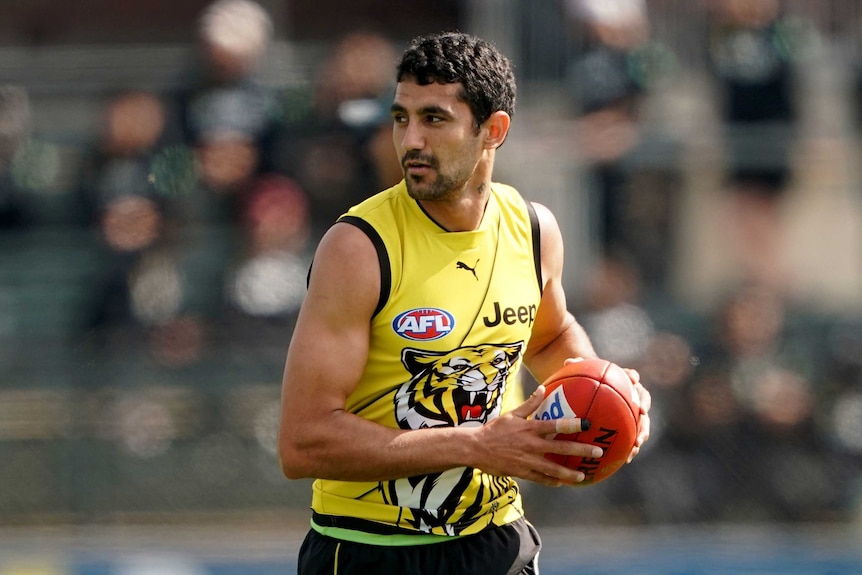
[{"xmin": 483, "ymin": 111, "xmax": 511, "ymax": 149}]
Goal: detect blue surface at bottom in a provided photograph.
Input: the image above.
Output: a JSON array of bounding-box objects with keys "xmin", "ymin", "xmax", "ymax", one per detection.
[
  {"xmin": 538, "ymin": 525, "xmax": 862, "ymax": 575},
  {"xmin": 5, "ymin": 524, "xmax": 862, "ymax": 575}
]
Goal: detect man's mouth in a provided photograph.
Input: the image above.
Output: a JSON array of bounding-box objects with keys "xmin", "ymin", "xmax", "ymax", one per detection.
[
  {"xmin": 405, "ymin": 165, "xmax": 431, "ymax": 178},
  {"xmin": 404, "ymin": 160, "xmax": 430, "ymax": 171},
  {"xmin": 403, "ymin": 155, "xmax": 436, "ymax": 175}
]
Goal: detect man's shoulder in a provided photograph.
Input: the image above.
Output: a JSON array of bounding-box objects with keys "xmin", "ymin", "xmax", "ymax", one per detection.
[
  {"xmin": 491, "ymin": 181, "xmax": 520, "ymax": 194},
  {"xmin": 344, "ymin": 181, "xmax": 407, "ymax": 219},
  {"xmin": 491, "ymin": 181, "xmax": 529, "ymax": 207},
  {"xmin": 491, "ymin": 182, "xmax": 535, "ymax": 219}
]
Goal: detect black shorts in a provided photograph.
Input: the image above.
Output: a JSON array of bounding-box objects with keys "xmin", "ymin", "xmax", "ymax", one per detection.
[{"xmin": 297, "ymin": 517, "xmax": 541, "ymax": 575}]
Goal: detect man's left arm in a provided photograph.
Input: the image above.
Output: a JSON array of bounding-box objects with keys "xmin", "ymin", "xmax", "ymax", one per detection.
[{"xmin": 523, "ymin": 202, "xmax": 651, "ymax": 461}]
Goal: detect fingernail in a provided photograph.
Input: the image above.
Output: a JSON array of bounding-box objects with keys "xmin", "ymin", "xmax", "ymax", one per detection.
[
  {"xmin": 581, "ymin": 418, "xmax": 591, "ymax": 431},
  {"xmin": 592, "ymin": 446, "xmax": 604, "ymax": 458}
]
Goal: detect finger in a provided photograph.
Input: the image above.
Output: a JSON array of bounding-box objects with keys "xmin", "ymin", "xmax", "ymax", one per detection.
[
  {"xmin": 512, "ymin": 385, "xmax": 546, "ymax": 419},
  {"xmin": 624, "ymin": 367, "xmax": 641, "ymax": 385},
  {"xmin": 537, "ymin": 417, "xmax": 591, "ymax": 439},
  {"xmin": 524, "ymin": 470, "xmax": 572, "ymax": 488},
  {"xmin": 526, "ymin": 463, "xmax": 588, "ymax": 486},
  {"xmin": 637, "ymin": 413, "xmax": 651, "ymax": 446},
  {"xmin": 636, "ymin": 382, "xmax": 652, "ymax": 414},
  {"xmin": 552, "ymin": 417, "xmax": 591, "ymax": 435},
  {"xmin": 628, "ymin": 414, "xmax": 651, "ymax": 463},
  {"xmin": 544, "ymin": 438, "xmax": 604, "ymax": 460}
]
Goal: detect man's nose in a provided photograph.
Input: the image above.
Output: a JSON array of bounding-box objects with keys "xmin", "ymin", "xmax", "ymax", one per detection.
[{"xmin": 399, "ymin": 121, "xmax": 425, "ymax": 151}]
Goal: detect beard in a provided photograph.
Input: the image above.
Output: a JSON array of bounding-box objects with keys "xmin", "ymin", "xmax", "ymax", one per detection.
[
  {"xmin": 405, "ymin": 172, "xmax": 465, "ymax": 202},
  {"xmin": 402, "ymin": 152, "xmax": 474, "ymax": 202}
]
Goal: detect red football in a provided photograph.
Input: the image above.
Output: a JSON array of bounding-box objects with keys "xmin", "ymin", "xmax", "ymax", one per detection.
[{"xmin": 532, "ymin": 358, "xmax": 640, "ymax": 485}]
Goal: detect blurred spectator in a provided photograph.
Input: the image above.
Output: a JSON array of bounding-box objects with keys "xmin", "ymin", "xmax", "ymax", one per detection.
[
  {"xmin": 225, "ymin": 173, "xmax": 311, "ymax": 321},
  {"xmin": 705, "ymin": 0, "xmax": 814, "ymax": 288},
  {"xmin": 563, "ymin": 0, "xmax": 680, "ymax": 297},
  {"xmin": 579, "ymin": 254, "xmax": 654, "ymax": 366},
  {"xmin": 273, "ymin": 30, "xmax": 399, "ymax": 236},
  {"xmin": 365, "ymin": 108, "xmax": 404, "ymax": 192},
  {"xmin": 76, "ymin": 90, "xmax": 170, "ymax": 227},
  {"xmin": 89, "ymin": 0, "xmax": 287, "ymax": 370},
  {"xmin": 214, "ymin": 174, "xmax": 312, "ymax": 368},
  {"xmin": 175, "ymin": 0, "xmax": 280, "ymax": 204},
  {"xmin": 816, "ymin": 317, "xmax": 862, "ymax": 513},
  {"xmin": 664, "ymin": 283, "xmax": 845, "ymax": 521},
  {"xmin": 0, "ymin": 85, "xmax": 33, "ymax": 229},
  {"xmin": 75, "ymin": 90, "xmax": 210, "ymax": 370}
]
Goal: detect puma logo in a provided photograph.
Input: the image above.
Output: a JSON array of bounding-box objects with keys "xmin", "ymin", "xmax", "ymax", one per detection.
[{"xmin": 456, "ymin": 259, "xmax": 479, "ymax": 280}]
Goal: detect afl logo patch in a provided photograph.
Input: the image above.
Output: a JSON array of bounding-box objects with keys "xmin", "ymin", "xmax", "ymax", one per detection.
[{"xmin": 393, "ymin": 308, "xmax": 455, "ymax": 341}]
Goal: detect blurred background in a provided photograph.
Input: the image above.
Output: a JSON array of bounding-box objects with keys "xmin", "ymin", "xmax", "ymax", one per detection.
[{"xmin": 1, "ymin": 0, "xmax": 861, "ymax": 573}]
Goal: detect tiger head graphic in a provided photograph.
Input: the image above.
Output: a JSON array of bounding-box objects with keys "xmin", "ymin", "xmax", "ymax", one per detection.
[{"xmin": 394, "ymin": 342, "xmax": 525, "ymax": 430}]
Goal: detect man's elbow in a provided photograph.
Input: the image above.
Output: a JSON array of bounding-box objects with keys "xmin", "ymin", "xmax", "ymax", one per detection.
[
  {"xmin": 279, "ymin": 460, "xmax": 309, "ymax": 481},
  {"xmin": 278, "ymin": 434, "xmax": 315, "ymax": 480}
]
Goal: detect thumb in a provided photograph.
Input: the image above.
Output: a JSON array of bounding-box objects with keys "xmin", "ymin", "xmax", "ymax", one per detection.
[{"xmin": 510, "ymin": 385, "xmax": 547, "ymax": 419}]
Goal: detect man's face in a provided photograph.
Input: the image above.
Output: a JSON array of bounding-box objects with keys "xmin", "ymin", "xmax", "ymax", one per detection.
[{"xmin": 391, "ymin": 80, "xmax": 485, "ymax": 202}]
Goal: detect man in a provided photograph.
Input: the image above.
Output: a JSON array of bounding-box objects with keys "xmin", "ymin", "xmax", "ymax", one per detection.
[{"xmin": 279, "ymin": 32, "xmax": 651, "ymax": 575}]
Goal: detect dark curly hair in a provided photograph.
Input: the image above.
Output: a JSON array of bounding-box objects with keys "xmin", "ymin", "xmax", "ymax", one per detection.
[{"xmin": 396, "ymin": 32, "xmax": 516, "ymax": 130}]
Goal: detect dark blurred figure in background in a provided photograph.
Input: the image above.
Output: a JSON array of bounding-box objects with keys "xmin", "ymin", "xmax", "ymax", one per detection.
[
  {"xmin": 819, "ymin": 314, "xmax": 862, "ymax": 513},
  {"xmin": 76, "ymin": 90, "xmax": 170, "ymax": 229},
  {"xmin": 0, "ymin": 85, "xmax": 34, "ymax": 230},
  {"xmin": 705, "ymin": 0, "xmax": 812, "ymax": 289},
  {"xmin": 101, "ymin": 0, "xmax": 284, "ymax": 370},
  {"xmin": 664, "ymin": 283, "xmax": 847, "ymax": 522},
  {"xmin": 175, "ymin": 0, "xmax": 280, "ymax": 217},
  {"xmin": 75, "ymin": 90, "xmax": 199, "ymax": 367},
  {"xmin": 218, "ymin": 174, "xmax": 312, "ymax": 371},
  {"xmin": 562, "ymin": 0, "xmax": 680, "ymax": 300},
  {"xmin": 273, "ymin": 30, "xmax": 399, "ymax": 237}
]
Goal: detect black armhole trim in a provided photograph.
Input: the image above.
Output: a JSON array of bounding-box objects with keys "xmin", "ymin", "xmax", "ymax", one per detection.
[
  {"xmin": 338, "ymin": 215, "xmax": 391, "ymax": 317},
  {"xmin": 526, "ymin": 201, "xmax": 543, "ymax": 293}
]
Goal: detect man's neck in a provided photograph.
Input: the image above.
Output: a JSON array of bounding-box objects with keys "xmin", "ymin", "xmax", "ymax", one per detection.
[{"xmin": 418, "ymin": 175, "xmax": 495, "ymax": 232}]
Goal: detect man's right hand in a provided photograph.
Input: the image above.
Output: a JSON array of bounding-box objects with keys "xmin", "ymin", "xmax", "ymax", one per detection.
[{"xmin": 471, "ymin": 385, "xmax": 603, "ymax": 487}]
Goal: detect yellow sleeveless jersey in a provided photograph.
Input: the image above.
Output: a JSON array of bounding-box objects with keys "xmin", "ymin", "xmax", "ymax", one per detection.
[{"xmin": 311, "ymin": 180, "xmax": 543, "ymax": 540}]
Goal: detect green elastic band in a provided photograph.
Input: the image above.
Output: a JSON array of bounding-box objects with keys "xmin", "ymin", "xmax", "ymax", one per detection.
[{"xmin": 310, "ymin": 518, "xmax": 462, "ymax": 547}]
